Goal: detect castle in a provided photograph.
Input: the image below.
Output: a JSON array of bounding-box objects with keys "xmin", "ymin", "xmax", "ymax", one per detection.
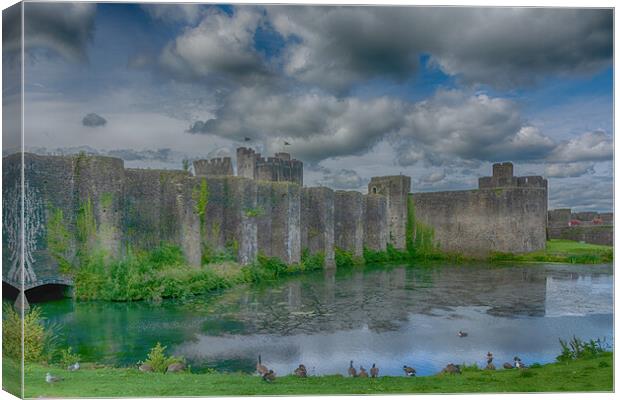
[
  {"xmin": 3, "ymin": 148, "xmax": 549, "ymax": 299},
  {"xmin": 235, "ymin": 147, "xmax": 303, "ymax": 186}
]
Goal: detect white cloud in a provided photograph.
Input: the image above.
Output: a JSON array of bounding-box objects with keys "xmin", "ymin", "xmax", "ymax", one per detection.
[
  {"xmin": 545, "ymin": 162, "xmax": 595, "ymax": 178},
  {"xmin": 548, "ymin": 131, "xmax": 613, "ymax": 163},
  {"xmin": 158, "ymin": 8, "xmax": 267, "ymax": 81}
]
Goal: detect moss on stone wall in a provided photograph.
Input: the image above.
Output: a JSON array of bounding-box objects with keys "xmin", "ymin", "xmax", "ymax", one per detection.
[
  {"xmin": 407, "ymin": 195, "xmax": 438, "ymax": 259},
  {"xmin": 46, "ymin": 207, "xmax": 73, "ymax": 273},
  {"xmin": 76, "ymin": 196, "xmax": 98, "ymax": 262},
  {"xmin": 193, "ymin": 178, "xmax": 209, "ymax": 232}
]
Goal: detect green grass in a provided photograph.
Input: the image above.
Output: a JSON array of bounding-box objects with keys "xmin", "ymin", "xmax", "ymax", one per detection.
[
  {"xmin": 23, "ymin": 352, "xmax": 612, "ymax": 397},
  {"xmin": 490, "ymin": 240, "xmax": 613, "ymax": 264},
  {"xmin": 2, "ymin": 357, "xmax": 22, "ymax": 397}
]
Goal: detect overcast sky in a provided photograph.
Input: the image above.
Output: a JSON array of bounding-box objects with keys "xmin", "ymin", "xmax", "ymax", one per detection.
[{"xmin": 3, "ymin": 3, "xmax": 613, "ymax": 211}]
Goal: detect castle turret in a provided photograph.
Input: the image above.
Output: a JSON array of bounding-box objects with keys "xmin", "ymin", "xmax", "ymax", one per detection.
[
  {"xmin": 479, "ymin": 162, "xmax": 547, "ymax": 190},
  {"xmin": 237, "ymin": 147, "xmax": 258, "ymax": 180},
  {"xmin": 236, "ymin": 147, "xmax": 303, "ymax": 186},
  {"xmin": 368, "ymin": 175, "xmax": 411, "ymax": 249}
]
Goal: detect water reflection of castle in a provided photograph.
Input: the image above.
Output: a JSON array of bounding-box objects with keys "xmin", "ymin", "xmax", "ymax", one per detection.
[{"xmin": 229, "ymin": 265, "xmax": 612, "ymax": 335}]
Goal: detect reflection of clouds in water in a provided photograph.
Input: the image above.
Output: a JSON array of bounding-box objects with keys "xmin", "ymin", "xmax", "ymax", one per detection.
[
  {"xmin": 545, "ymin": 272, "xmax": 613, "ymax": 317},
  {"xmin": 42, "ymin": 262, "xmax": 612, "ymax": 375},
  {"xmin": 175, "ymin": 304, "xmax": 612, "ymax": 377}
]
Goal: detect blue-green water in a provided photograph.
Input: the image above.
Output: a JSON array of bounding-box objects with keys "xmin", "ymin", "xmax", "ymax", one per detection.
[{"xmin": 36, "ymin": 263, "xmax": 613, "ymax": 377}]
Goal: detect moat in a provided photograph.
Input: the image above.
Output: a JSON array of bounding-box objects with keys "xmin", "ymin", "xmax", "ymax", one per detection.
[{"xmin": 34, "ymin": 262, "xmax": 612, "ymax": 377}]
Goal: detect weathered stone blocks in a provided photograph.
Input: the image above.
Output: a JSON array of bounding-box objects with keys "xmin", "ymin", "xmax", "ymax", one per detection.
[
  {"xmin": 334, "ymin": 191, "xmax": 365, "ymax": 257},
  {"xmin": 363, "ymin": 194, "xmax": 388, "ymax": 251},
  {"xmin": 412, "ymin": 187, "xmax": 547, "ymax": 256},
  {"xmin": 301, "ymin": 187, "xmax": 335, "ymax": 265},
  {"xmin": 74, "ymin": 154, "xmax": 125, "ymax": 257},
  {"xmin": 368, "ymin": 176, "xmax": 411, "ymax": 249},
  {"xmin": 193, "ymin": 157, "xmax": 233, "ymax": 176},
  {"xmin": 124, "ymin": 169, "xmax": 201, "ymax": 266},
  {"xmin": 256, "ymin": 182, "xmax": 301, "ymax": 264}
]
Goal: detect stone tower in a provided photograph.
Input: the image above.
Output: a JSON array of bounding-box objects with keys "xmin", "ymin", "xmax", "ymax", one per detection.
[
  {"xmin": 368, "ymin": 175, "xmax": 411, "ymax": 249},
  {"xmin": 236, "ymin": 147, "xmax": 303, "ymax": 186},
  {"xmin": 236, "ymin": 147, "xmax": 258, "ymax": 179}
]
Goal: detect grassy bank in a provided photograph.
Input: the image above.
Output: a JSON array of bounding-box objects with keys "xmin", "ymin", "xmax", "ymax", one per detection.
[
  {"xmin": 73, "ymin": 245, "xmax": 325, "ymax": 302},
  {"xmin": 23, "ymin": 352, "xmax": 612, "ymax": 397},
  {"xmin": 490, "ymin": 239, "xmax": 613, "ymax": 264},
  {"xmin": 69, "ymin": 238, "xmax": 612, "ymax": 302}
]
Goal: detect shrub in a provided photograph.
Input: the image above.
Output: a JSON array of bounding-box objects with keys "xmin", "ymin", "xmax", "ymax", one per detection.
[
  {"xmin": 2, "ymin": 305, "xmax": 57, "ymax": 363},
  {"xmin": 256, "ymin": 254, "xmax": 288, "ymax": 278},
  {"xmin": 147, "ymin": 243, "xmax": 186, "ymax": 268},
  {"xmin": 142, "ymin": 342, "xmax": 183, "ymax": 373},
  {"xmin": 557, "ymin": 336, "xmax": 608, "ymax": 362},
  {"xmin": 335, "ymin": 248, "xmax": 354, "ymax": 268},
  {"xmin": 59, "ymin": 346, "xmax": 81, "ymax": 368},
  {"xmin": 300, "ymin": 250, "xmax": 324, "ymax": 271}
]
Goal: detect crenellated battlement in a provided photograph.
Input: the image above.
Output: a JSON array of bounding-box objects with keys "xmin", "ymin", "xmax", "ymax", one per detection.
[
  {"xmin": 193, "ymin": 157, "xmax": 233, "ymax": 177},
  {"xmin": 479, "ymin": 162, "xmax": 547, "ymax": 189},
  {"xmin": 237, "ymin": 147, "xmax": 303, "ymax": 186}
]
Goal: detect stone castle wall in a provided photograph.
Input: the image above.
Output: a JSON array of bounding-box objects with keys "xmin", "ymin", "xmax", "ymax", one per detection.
[
  {"xmin": 412, "ymin": 162, "xmax": 548, "ymax": 256},
  {"xmin": 334, "ymin": 191, "xmax": 365, "ymax": 257},
  {"xmin": 193, "ymin": 157, "xmax": 233, "ymax": 176},
  {"xmin": 412, "ymin": 188, "xmax": 547, "ymax": 256},
  {"xmin": 5, "ymin": 154, "xmax": 553, "ymax": 289},
  {"xmin": 368, "ymin": 176, "xmax": 411, "ymax": 249},
  {"xmin": 363, "ymin": 194, "xmax": 388, "ymax": 252},
  {"xmin": 301, "ymin": 187, "xmax": 335, "ymax": 265}
]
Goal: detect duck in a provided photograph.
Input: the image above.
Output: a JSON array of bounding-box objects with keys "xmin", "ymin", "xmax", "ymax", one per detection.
[
  {"xmin": 67, "ymin": 362, "xmax": 80, "ymax": 372},
  {"xmin": 262, "ymin": 369, "xmax": 276, "ymax": 383},
  {"xmin": 348, "ymin": 360, "xmax": 357, "ymax": 377},
  {"xmin": 358, "ymin": 366, "xmax": 368, "ymax": 378},
  {"xmin": 370, "ymin": 363, "xmax": 379, "ymax": 378},
  {"xmin": 503, "ymin": 362, "xmax": 514, "ymax": 369},
  {"xmin": 441, "ymin": 363, "xmax": 461, "ymax": 374},
  {"xmin": 167, "ymin": 362, "xmax": 186, "ymax": 373},
  {"xmin": 457, "ymin": 331, "xmax": 468, "ymax": 337},
  {"xmin": 256, "ymin": 355, "xmax": 269, "ymax": 376},
  {"xmin": 294, "ymin": 364, "xmax": 307, "ymax": 377},
  {"xmin": 514, "ymin": 356, "xmax": 526, "ymax": 369},
  {"xmin": 45, "ymin": 372, "xmax": 63, "ymax": 383},
  {"xmin": 403, "ymin": 365, "xmax": 416, "ymax": 376},
  {"xmin": 485, "ymin": 352, "xmax": 495, "ymax": 370}
]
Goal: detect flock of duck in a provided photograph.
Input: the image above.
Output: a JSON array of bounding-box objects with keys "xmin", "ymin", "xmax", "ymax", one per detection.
[
  {"xmin": 256, "ymin": 331, "xmax": 529, "ymax": 383},
  {"xmin": 256, "ymin": 352, "xmax": 527, "ymax": 383},
  {"xmin": 46, "ymin": 332, "xmax": 528, "ymax": 384}
]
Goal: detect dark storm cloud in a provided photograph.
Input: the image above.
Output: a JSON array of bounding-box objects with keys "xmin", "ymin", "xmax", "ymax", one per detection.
[
  {"xmin": 82, "ymin": 113, "xmax": 107, "ymax": 127},
  {"xmin": 186, "ymin": 86, "xmax": 406, "ymax": 162},
  {"xmin": 267, "ymin": 6, "xmax": 612, "ymax": 91},
  {"xmin": 187, "ymin": 85, "xmax": 612, "ymax": 168},
  {"xmin": 12, "ymin": 3, "xmax": 97, "ymax": 63}
]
